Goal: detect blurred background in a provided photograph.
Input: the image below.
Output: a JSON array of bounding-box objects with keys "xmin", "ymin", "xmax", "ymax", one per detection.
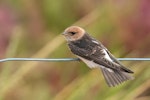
[{"xmin": 0, "ymin": 0, "xmax": 150, "ymax": 100}]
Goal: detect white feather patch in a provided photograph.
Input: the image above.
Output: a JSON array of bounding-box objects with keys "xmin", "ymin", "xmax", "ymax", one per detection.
[
  {"xmin": 77, "ymin": 56, "xmax": 99, "ymax": 68},
  {"xmin": 92, "ymin": 40, "xmax": 99, "ymax": 44},
  {"xmin": 102, "ymin": 49, "xmax": 113, "ymax": 62},
  {"xmin": 79, "ymin": 56, "xmax": 113, "ymax": 72}
]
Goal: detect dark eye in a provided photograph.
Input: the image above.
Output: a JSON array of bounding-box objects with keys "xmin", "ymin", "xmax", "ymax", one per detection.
[{"xmin": 69, "ymin": 32, "xmax": 76, "ymax": 35}]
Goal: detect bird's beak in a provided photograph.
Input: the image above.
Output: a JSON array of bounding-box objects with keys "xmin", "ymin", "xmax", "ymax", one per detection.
[
  {"xmin": 62, "ymin": 32, "xmax": 68, "ymax": 36},
  {"xmin": 62, "ymin": 32, "xmax": 65, "ymax": 35}
]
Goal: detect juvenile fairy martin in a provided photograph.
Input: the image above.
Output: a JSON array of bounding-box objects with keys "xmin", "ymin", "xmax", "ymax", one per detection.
[{"xmin": 62, "ymin": 26, "xmax": 134, "ymax": 87}]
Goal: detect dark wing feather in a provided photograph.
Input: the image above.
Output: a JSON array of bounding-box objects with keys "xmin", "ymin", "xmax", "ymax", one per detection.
[
  {"xmin": 68, "ymin": 42, "xmax": 93, "ymax": 61},
  {"xmin": 68, "ymin": 38, "xmax": 133, "ymax": 73},
  {"xmin": 69, "ymin": 42, "xmax": 124, "ymax": 71},
  {"xmin": 105, "ymin": 49, "xmax": 134, "ymax": 73}
]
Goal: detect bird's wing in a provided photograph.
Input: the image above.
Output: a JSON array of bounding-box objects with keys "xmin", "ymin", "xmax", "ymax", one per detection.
[
  {"xmin": 90, "ymin": 48, "xmax": 123, "ymax": 71},
  {"xmin": 89, "ymin": 39, "xmax": 133, "ymax": 73},
  {"xmin": 68, "ymin": 42, "xmax": 118, "ymax": 69},
  {"xmin": 103, "ymin": 48, "xmax": 134, "ymax": 73},
  {"xmin": 69, "ymin": 41, "xmax": 133, "ymax": 73},
  {"xmin": 104, "ymin": 48, "xmax": 124, "ymax": 66},
  {"xmin": 91, "ymin": 49, "xmax": 133, "ymax": 73}
]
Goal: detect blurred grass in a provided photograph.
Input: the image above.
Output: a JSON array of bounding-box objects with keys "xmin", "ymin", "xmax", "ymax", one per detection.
[{"xmin": 0, "ymin": 0, "xmax": 150, "ymax": 100}]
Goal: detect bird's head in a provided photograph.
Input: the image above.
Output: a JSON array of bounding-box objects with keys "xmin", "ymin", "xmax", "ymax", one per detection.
[{"xmin": 62, "ymin": 26, "xmax": 85, "ymax": 41}]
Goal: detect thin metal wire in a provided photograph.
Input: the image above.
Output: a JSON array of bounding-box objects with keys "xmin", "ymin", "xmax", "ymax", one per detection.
[
  {"xmin": 0, "ymin": 58, "xmax": 150, "ymax": 62},
  {"xmin": 0, "ymin": 58, "xmax": 79, "ymax": 62}
]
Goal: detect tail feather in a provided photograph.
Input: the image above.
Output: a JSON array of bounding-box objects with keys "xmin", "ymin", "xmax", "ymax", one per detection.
[{"xmin": 101, "ymin": 68, "xmax": 134, "ymax": 87}]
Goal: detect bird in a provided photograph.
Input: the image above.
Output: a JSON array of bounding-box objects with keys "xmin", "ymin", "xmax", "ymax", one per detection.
[{"xmin": 62, "ymin": 26, "xmax": 134, "ymax": 87}]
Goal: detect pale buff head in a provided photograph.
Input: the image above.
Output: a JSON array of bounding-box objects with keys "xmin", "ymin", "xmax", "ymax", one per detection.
[{"xmin": 62, "ymin": 26, "xmax": 85, "ymax": 41}]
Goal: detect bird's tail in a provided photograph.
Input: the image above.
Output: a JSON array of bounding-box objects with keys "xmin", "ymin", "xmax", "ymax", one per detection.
[{"xmin": 101, "ymin": 68, "xmax": 134, "ymax": 87}]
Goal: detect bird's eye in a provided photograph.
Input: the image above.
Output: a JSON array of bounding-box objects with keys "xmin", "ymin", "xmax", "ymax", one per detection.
[{"xmin": 69, "ymin": 32, "xmax": 76, "ymax": 35}]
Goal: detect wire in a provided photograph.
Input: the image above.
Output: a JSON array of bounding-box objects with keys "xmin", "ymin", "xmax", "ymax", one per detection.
[
  {"xmin": 0, "ymin": 58, "xmax": 150, "ymax": 62},
  {"xmin": 0, "ymin": 58, "xmax": 79, "ymax": 62}
]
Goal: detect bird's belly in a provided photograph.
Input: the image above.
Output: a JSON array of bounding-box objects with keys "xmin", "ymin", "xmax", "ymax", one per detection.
[
  {"xmin": 77, "ymin": 56, "xmax": 113, "ymax": 72},
  {"xmin": 77, "ymin": 56, "xmax": 99, "ymax": 68}
]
